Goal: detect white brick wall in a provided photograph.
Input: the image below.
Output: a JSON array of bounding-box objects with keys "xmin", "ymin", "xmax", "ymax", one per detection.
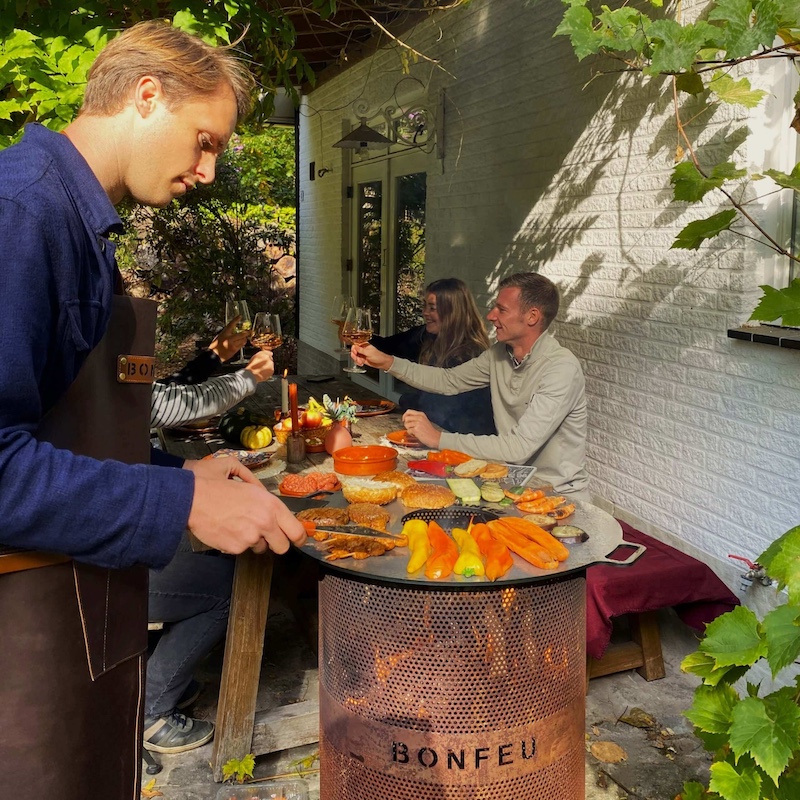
[{"xmin": 301, "ymin": 0, "xmax": 800, "ymax": 573}]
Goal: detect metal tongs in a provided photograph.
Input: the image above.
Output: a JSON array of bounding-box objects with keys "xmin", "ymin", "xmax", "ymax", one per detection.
[{"xmin": 313, "ymin": 525, "xmax": 406, "ymax": 540}]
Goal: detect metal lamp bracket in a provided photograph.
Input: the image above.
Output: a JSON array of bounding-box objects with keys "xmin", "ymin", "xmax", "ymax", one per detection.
[{"xmin": 350, "ymin": 98, "xmax": 437, "ymax": 160}]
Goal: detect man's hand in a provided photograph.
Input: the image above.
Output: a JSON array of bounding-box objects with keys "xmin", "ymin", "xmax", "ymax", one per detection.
[
  {"xmin": 183, "ymin": 458, "xmax": 307, "ymax": 554},
  {"xmin": 209, "ymin": 317, "xmax": 249, "ymax": 362},
  {"xmin": 402, "ymin": 410, "xmax": 442, "ymax": 449},
  {"xmin": 244, "ymin": 350, "xmax": 274, "ymax": 383},
  {"xmin": 352, "ymin": 343, "xmax": 393, "ymax": 371}
]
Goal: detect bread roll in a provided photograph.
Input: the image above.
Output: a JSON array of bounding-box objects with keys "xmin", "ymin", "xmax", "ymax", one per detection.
[
  {"xmin": 454, "ymin": 458, "xmax": 488, "ymax": 478},
  {"xmin": 400, "ymin": 483, "xmax": 456, "ymax": 509},
  {"xmin": 340, "ymin": 478, "xmax": 398, "ymax": 506},
  {"xmin": 480, "ymin": 462, "xmax": 509, "ymax": 480},
  {"xmin": 373, "ymin": 470, "xmax": 417, "ymax": 490}
]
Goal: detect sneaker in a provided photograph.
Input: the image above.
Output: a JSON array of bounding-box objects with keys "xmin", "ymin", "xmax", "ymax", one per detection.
[
  {"xmin": 176, "ymin": 679, "xmax": 202, "ymax": 710},
  {"xmin": 143, "ymin": 710, "xmax": 214, "ymax": 754}
]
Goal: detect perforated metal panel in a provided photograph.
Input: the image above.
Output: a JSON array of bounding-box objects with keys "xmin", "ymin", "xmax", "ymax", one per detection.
[{"xmin": 318, "ymin": 573, "xmax": 586, "ymax": 799}]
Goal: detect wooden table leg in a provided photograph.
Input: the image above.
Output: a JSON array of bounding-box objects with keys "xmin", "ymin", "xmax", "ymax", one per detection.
[{"xmin": 211, "ymin": 550, "xmax": 273, "ymax": 781}]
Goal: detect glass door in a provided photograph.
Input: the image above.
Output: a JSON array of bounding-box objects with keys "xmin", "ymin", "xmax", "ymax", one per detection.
[{"xmin": 349, "ymin": 152, "xmax": 427, "ymax": 398}]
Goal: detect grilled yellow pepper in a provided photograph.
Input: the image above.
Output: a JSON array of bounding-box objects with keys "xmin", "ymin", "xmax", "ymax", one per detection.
[
  {"xmin": 452, "ymin": 527, "xmax": 485, "ymax": 578},
  {"xmin": 404, "ymin": 519, "xmax": 431, "ymax": 573}
]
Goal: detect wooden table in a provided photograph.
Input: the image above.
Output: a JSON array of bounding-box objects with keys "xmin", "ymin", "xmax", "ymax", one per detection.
[{"xmin": 159, "ymin": 372, "xmax": 406, "ymax": 780}]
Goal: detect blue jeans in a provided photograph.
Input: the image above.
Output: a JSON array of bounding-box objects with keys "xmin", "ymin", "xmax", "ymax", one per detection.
[{"xmin": 146, "ymin": 549, "xmax": 235, "ymax": 717}]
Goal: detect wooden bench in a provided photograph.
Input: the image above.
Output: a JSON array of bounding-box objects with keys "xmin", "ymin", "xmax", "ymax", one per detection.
[{"xmin": 585, "ymin": 522, "xmax": 739, "ymax": 689}]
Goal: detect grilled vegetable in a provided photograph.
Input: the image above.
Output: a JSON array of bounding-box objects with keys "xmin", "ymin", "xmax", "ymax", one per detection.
[
  {"xmin": 480, "ymin": 481, "xmax": 506, "ymax": 503},
  {"xmin": 470, "ymin": 522, "xmax": 513, "ymax": 580},
  {"xmin": 551, "ymin": 525, "xmax": 587, "ymax": 541},
  {"xmin": 452, "ymin": 527, "xmax": 485, "ymax": 578},
  {"xmin": 404, "ymin": 519, "xmax": 431, "ymax": 573},
  {"xmin": 407, "ymin": 459, "xmax": 448, "ymax": 477},
  {"xmin": 446, "ymin": 477, "xmax": 481, "ymax": 505},
  {"xmin": 486, "ymin": 520, "xmax": 559, "ymax": 570},
  {"xmin": 522, "ymin": 513, "xmax": 557, "ymax": 531},
  {"xmin": 427, "ymin": 449, "xmax": 472, "ymax": 466},
  {"xmin": 491, "ymin": 517, "xmax": 569, "ymax": 562},
  {"xmin": 504, "ymin": 487, "xmax": 544, "ymax": 503},
  {"xmin": 425, "ymin": 520, "xmax": 459, "ymax": 579}
]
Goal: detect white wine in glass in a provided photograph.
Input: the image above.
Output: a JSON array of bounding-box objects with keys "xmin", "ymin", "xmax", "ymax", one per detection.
[
  {"xmin": 341, "ymin": 306, "xmax": 372, "ymax": 374},
  {"xmin": 225, "ymin": 298, "xmax": 251, "ymax": 365},
  {"xmin": 330, "ymin": 294, "xmax": 353, "ymax": 354},
  {"xmin": 250, "ymin": 313, "xmax": 283, "ymax": 351}
]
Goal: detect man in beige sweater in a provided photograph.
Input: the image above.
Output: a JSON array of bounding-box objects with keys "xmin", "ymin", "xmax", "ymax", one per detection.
[{"xmin": 353, "ymin": 273, "xmax": 589, "ymax": 499}]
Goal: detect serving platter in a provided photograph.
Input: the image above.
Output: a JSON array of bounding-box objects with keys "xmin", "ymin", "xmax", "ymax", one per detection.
[{"xmin": 354, "ymin": 399, "xmax": 397, "ymax": 417}]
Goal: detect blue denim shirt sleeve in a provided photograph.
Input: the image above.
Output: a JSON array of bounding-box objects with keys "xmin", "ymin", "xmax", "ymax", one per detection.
[{"xmin": 0, "ymin": 127, "xmax": 192, "ymax": 570}]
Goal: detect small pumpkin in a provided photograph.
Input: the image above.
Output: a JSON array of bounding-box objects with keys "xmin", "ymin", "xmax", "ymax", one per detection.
[{"xmin": 240, "ymin": 425, "xmax": 273, "ymax": 450}]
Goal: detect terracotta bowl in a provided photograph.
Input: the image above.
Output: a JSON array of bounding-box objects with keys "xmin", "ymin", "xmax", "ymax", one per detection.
[
  {"xmin": 332, "ymin": 444, "xmax": 398, "ymax": 476},
  {"xmin": 273, "ymin": 418, "xmax": 333, "ymax": 453}
]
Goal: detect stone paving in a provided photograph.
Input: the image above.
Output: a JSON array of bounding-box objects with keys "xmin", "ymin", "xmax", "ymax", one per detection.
[{"xmin": 143, "ymin": 603, "xmax": 710, "ymax": 800}]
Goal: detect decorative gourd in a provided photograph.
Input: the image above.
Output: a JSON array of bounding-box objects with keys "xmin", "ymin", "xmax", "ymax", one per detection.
[{"xmin": 240, "ymin": 425, "xmax": 273, "ymax": 450}]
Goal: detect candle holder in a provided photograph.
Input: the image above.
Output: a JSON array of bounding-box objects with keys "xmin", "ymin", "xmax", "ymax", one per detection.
[{"xmin": 286, "ymin": 433, "xmax": 306, "ymax": 463}]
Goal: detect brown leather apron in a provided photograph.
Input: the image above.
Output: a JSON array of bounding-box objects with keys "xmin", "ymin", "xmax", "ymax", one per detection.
[{"xmin": 0, "ymin": 295, "xmax": 158, "ymax": 800}]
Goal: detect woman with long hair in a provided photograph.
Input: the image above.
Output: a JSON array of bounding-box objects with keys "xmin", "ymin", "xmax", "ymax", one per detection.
[{"xmin": 372, "ymin": 278, "xmax": 496, "ymax": 435}]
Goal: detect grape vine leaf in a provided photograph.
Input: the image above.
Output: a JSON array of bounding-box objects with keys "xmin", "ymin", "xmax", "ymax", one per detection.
[
  {"xmin": 671, "ymin": 161, "xmax": 746, "ymax": 201},
  {"xmin": 764, "ymin": 164, "xmax": 800, "ymax": 192},
  {"xmin": 709, "ymin": 71, "xmax": 768, "ymax": 107},
  {"xmin": 709, "ymin": 759, "xmax": 762, "ymax": 800},
  {"xmin": 679, "ymin": 781, "xmax": 712, "ymax": 800},
  {"xmin": 749, "ymin": 279, "xmax": 800, "ymax": 326},
  {"xmin": 761, "ymin": 603, "xmax": 800, "ymax": 676},
  {"xmin": 671, "ymin": 209, "xmax": 737, "ymax": 249},
  {"xmin": 758, "ymin": 525, "xmax": 800, "ymax": 602},
  {"xmin": 728, "ymin": 691, "xmax": 800, "ymax": 783},
  {"xmin": 699, "ymin": 605, "xmax": 766, "ymax": 667},
  {"xmin": 553, "ymin": 5, "xmax": 603, "ymax": 61},
  {"xmin": 646, "ymin": 19, "xmax": 719, "ymax": 74},
  {"xmin": 709, "ymin": 0, "xmax": 782, "ymax": 58},
  {"xmin": 685, "ymin": 683, "xmax": 740, "ymax": 734},
  {"xmin": 675, "ymin": 70, "xmax": 705, "ymax": 95}
]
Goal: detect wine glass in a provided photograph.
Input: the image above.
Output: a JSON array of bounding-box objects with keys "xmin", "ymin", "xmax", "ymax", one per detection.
[
  {"xmin": 341, "ymin": 306, "xmax": 372, "ymax": 374},
  {"xmin": 330, "ymin": 294, "xmax": 354, "ymax": 354},
  {"xmin": 225, "ymin": 298, "xmax": 251, "ymax": 365},
  {"xmin": 250, "ymin": 313, "xmax": 282, "ymax": 382}
]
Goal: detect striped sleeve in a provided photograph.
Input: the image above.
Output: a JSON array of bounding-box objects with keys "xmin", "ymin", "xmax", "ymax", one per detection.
[{"xmin": 150, "ymin": 370, "xmax": 258, "ymax": 428}]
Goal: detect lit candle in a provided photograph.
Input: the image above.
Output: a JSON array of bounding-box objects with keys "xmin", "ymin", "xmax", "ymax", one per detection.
[
  {"xmin": 281, "ymin": 369, "xmax": 289, "ymax": 415},
  {"xmin": 289, "ymin": 382, "xmax": 299, "ymax": 434}
]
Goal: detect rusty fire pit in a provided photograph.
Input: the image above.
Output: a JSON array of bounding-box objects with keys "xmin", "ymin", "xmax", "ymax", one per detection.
[{"xmin": 303, "ymin": 501, "xmax": 638, "ymax": 799}]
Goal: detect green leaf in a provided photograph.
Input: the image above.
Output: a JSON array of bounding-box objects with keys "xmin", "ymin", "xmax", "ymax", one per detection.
[
  {"xmin": 597, "ymin": 7, "xmax": 651, "ymax": 54},
  {"xmin": 709, "ymin": 71, "xmax": 768, "ymax": 107},
  {"xmin": 758, "ymin": 525, "xmax": 800, "ymax": 600},
  {"xmin": 700, "ymin": 606, "xmax": 767, "ymax": 668},
  {"xmin": 675, "ymin": 70, "xmax": 705, "ymax": 95},
  {"xmin": 765, "ymin": 163, "xmax": 800, "ymax": 192},
  {"xmin": 671, "ymin": 161, "xmax": 745, "ymax": 202},
  {"xmin": 681, "ymin": 649, "xmax": 751, "ymax": 686},
  {"xmin": 680, "ymin": 781, "xmax": 712, "ymax": 800},
  {"xmin": 709, "ymin": 759, "xmax": 762, "ymax": 800},
  {"xmin": 750, "ymin": 281, "xmax": 800, "ymax": 326},
  {"xmin": 728, "ymin": 691, "xmax": 800, "ymax": 782},
  {"xmin": 709, "ymin": 0, "xmax": 782, "ymax": 58},
  {"xmin": 554, "ymin": 6, "xmax": 604, "ymax": 60},
  {"xmin": 646, "ymin": 19, "xmax": 720, "ymax": 74},
  {"xmin": 672, "ymin": 209, "xmax": 738, "ymax": 249},
  {"xmin": 685, "ymin": 682, "xmax": 740, "ymax": 734},
  {"xmin": 762, "ymin": 604, "xmax": 800, "ymax": 676}
]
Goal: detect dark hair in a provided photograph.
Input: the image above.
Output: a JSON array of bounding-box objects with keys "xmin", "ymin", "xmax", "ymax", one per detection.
[
  {"xmin": 498, "ymin": 272, "xmax": 560, "ymax": 329},
  {"xmin": 81, "ymin": 20, "xmax": 253, "ymax": 119},
  {"xmin": 419, "ymin": 278, "xmax": 490, "ymax": 366}
]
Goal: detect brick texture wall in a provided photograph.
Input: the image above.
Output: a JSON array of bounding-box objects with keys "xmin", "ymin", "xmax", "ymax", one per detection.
[{"xmin": 300, "ymin": 0, "xmax": 800, "ymax": 570}]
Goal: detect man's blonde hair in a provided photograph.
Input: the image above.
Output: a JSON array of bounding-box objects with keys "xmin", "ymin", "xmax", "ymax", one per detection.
[{"xmin": 80, "ymin": 20, "xmax": 253, "ymax": 119}]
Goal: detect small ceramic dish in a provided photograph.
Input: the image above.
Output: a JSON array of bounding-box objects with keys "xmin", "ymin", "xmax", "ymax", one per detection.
[
  {"xmin": 385, "ymin": 430, "xmax": 426, "ymax": 449},
  {"xmin": 332, "ymin": 444, "xmax": 398, "ymax": 475}
]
